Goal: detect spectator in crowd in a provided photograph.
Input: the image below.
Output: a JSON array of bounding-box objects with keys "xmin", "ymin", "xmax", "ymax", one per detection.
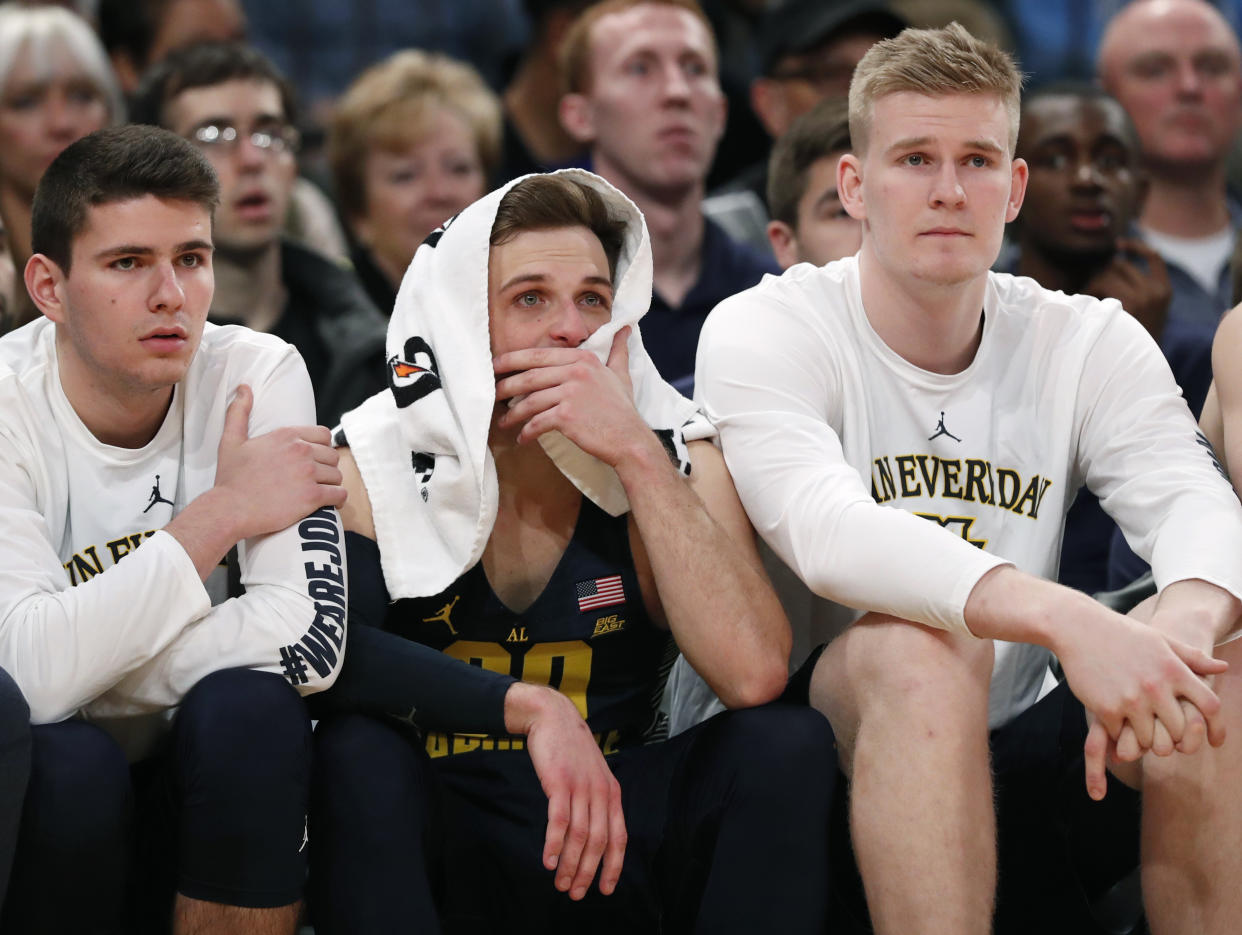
[
  {"xmin": 698, "ymin": 23, "xmax": 1242, "ymax": 934},
  {"xmin": 330, "ymin": 49, "xmax": 501, "ymax": 314},
  {"xmin": 1008, "ymin": 83, "xmax": 1214, "ymax": 598},
  {"xmin": 98, "ymin": 0, "xmax": 247, "ymax": 95},
  {"xmin": 1098, "ymin": 0, "xmax": 1242, "ymax": 331},
  {"xmin": 0, "ymin": 124, "xmax": 345, "ymax": 934},
  {"xmin": 558, "ymin": 0, "xmax": 779, "ymax": 390},
  {"xmin": 716, "ymin": 0, "xmax": 904, "ymax": 215},
  {"xmin": 765, "ymin": 96, "xmax": 862, "ymax": 269},
  {"xmin": 498, "ymin": 0, "xmax": 593, "ymax": 183},
  {"xmin": 307, "ymin": 169, "xmax": 833, "ymax": 934},
  {"xmin": 98, "ymin": 0, "xmax": 349, "ymax": 263},
  {"xmin": 1201, "ymin": 303, "xmax": 1242, "ymax": 487},
  {"xmin": 132, "ymin": 41, "xmax": 387, "ymax": 425},
  {"xmin": 0, "ymin": 4, "xmax": 121, "ymax": 332}
]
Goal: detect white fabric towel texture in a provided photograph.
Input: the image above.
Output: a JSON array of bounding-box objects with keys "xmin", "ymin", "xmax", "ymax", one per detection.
[{"xmin": 339, "ymin": 169, "xmax": 715, "ymax": 599}]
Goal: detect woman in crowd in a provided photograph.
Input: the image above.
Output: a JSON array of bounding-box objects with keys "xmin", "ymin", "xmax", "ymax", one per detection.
[
  {"xmin": 329, "ymin": 49, "xmax": 501, "ymax": 313},
  {"xmin": 0, "ymin": 5, "xmax": 121, "ymax": 331}
]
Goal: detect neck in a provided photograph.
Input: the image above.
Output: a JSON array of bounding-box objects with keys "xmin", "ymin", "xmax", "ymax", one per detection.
[
  {"xmin": 857, "ymin": 246, "xmax": 987, "ymax": 374},
  {"xmin": 504, "ymin": 56, "xmax": 583, "ymax": 166},
  {"xmin": 1015, "ymin": 240, "xmax": 1109, "ymax": 294},
  {"xmin": 210, "ymin": 241, "xmax": 286, "ymax": 331},
  {"xmin": 55, "ymin": 335, "xmax": 174, "ymax": 448},
  {"xmin": 1140, "ymin": 162, "xmax": 1231, "ymax": 237},
  {"xmin": 593, "ymin": 153, "xmax": 706, "ymax": 307}
]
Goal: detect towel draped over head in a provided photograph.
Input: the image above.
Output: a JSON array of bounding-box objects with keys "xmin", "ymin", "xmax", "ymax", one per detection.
[{"xmin": 338, "ymin": 169, "xmax": 715, "ymax": 599}]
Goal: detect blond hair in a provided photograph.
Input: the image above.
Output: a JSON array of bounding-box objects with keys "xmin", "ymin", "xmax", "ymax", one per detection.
[
  {"xmin": 329, "ymin": 49, "xmax": 501, "ymax": 221},
  {"xmin": 848, "ymin": 22, "xmax": 1022, "ymax": 154}
]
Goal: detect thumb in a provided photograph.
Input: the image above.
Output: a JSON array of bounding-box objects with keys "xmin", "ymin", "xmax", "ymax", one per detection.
[
  {"xmin": 1170, "ymin": 638, "xmax": 1229, "ymax": 677},
  {"xmin": 220, "ymin": 384, "xmax": 253, "ymax": 448},
  {"xmin": 607, "ymin": 326, "xmax": 631, "ymax": 379}
]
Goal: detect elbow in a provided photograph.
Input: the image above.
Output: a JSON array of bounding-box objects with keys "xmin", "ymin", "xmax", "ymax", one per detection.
[{"xmin": 716, "ymin": 657, "xmax": 788, "ymax": 709}]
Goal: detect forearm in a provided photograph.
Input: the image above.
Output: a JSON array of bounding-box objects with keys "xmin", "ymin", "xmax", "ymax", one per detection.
[
  {"xmin": 164, "ymin": 487, "xmax": 245, "ymax": 581},
  {"xmin": 963, "ymin": 564, "xmax": 1098, "ymax": 649},
  {"xmin": 616, "ymin": 443, "xmax": 789, "ymax": 708}
]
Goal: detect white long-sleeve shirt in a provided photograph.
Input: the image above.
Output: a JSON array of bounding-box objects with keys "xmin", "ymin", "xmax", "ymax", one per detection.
[
  {"xmin": 0, "ymin": 320, "xmax": 346, "ymax": 755},
  {"xmin": 696, "ymin": 256, "xmax": 1242, "ymax": 727}
]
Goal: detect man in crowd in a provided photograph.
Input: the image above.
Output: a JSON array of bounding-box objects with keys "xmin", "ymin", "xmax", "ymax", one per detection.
[
  {"xmin": 558, "ymin": 0, "xmax": 778, "ymax": 390},
  {"xmin": 1008, "ymin": 82, "xmax": 1215, "ymax": 597},
  {"xmin": 766, "ymin": 96, "xmax": 862, "ymax": 269},
  {"xmin": 698, "ymin": 23, "xmax": 1242, "ymax": 934},
  {"xmin": 0, "ymin": 125, "xmax": 346, "ymax": 933},
  {"xmin": 1098, "ymin": 0, "xmax": 1242, "ymax": 330},
  {"xmin": 132, "ymin": 41, "xmax": 386, "ymax": 424}
]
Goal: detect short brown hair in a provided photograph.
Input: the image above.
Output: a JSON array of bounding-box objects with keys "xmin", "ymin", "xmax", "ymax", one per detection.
[
  {"xmin": 848, "ymin": 22, "xmax": 1022, "ymax": 155},
  {"xmin": 33, "ymin": 125, "xmax": 219, "ymax": 274},
  {"xmin": 767, "ymin": 97, "xmax": 851, "ymax": 228},
  {"xmin": 491, "ymin": 175, "xmax": 628, "ymax": 280},
  {"xmin": 559, "ymin": 0, "xmax": 717, "ymax": 95},
  {"xmin": 330, "ymin": 50, "xmax": 501, "ymax": 222}
]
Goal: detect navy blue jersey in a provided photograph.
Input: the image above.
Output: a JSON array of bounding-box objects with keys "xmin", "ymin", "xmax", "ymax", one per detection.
[{"xmin": 386, "ymin": 498, "xmax": 673, "ymax": 758}]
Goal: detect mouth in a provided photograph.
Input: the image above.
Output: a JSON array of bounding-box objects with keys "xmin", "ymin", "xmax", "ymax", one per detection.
[
  {"xmin": 657, "ymin": 125, "xmax": 697, "ymax": 146},
  {"xmin": 140, "ymin": 325, "xmax": 189, "ymax": 352},
  {"xmin": 234, "ymin": 191, "xmax": 272, "ymax": 220},
  {"xmin": 920, "ymin": 228, "xmax": 971, "ymax": 237},
  {"xmin": 1067, "ymin": 209, "xmax": 1113, "ymax": 232}
]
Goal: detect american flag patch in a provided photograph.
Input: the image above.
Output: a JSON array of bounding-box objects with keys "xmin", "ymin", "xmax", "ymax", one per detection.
[{"xmin": 576, "ymin": 574, "xmax": 625, "ymax": 612}]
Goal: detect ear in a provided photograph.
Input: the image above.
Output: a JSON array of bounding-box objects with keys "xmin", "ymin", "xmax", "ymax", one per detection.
[
  {"xmin": 351, "ymin": 214, "xmax": 374, "ymax": 249},
  {"xmin": 1006, "ymin": 156, "xmax": 1029, "ymax": 223},
  {"xmin": 766, "ymin": 220, "xmax": 800, "ymax": 270},
  {"xmin": 559, "ymin": 93, "xmax": 596, "ymax": 145},
  {"xmin": 24, "ymin": 254, "xmax": 67, "ymax": 324},
  {"xmin": 838, "ymin": 152, "xmax": 866, "ymax": 221},
  {"xmin": 750, "ymin": 78, "xmax": 789, "ymax": 139}
]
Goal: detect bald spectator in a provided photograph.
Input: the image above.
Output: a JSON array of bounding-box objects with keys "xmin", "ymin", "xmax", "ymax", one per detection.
[
  {"xmin": 1099, "ymin": 0, "xmax": 1242, "ymax": 331},
  {"xmin": 765, "ymin": 97, "xmax": 861, "ymax": 269},
  {"xmin": 559, "ymin": 0, "xmax": 779, "ymax": 390}
]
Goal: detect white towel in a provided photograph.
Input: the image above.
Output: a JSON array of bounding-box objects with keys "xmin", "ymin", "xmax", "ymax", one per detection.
[{"xmin": 339, "ymin": 169, "xmax": 715, "ymax": 599}]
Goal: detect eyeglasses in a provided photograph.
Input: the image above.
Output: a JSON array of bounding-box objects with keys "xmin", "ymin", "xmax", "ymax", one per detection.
[{"xmin": 190, "ymin": 122, "xmax": 300, "ymax": 155}]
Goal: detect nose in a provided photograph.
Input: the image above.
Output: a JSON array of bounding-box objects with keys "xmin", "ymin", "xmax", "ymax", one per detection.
[
  {"xmin": 928, "ymin": 162, "xmax": 966, "ymax": 208},
  {"xmin": 43, "ymin": 90, "xmax": 80, "ymax": 139},
  {"xmin": 1176, "ymin": 59, "xmax": 1203, "ymax": 96},
  {"xmin": 234, "ymin": 133, "xmax": 269, "ymax": 171},
  {"xmin": 148, "ymin": 262, "xmax": 186, "ymax": 312},
  {"xmin": 547, "ymin": 298, "xmax": 590, "ymax": 346},
  {"xmin": 1071, "ymin": 157, "xmax": 1104, "ymax": 189},
  {"xmin": 661, "ymin": 60, "xmax": 692, "ymax": 102}
]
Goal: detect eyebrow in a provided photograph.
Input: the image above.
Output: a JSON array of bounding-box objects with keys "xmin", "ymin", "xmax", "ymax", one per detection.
[
  {"xmin": 94, "ymin": 240, "xmax": 214, "ymax": 260},
  {"xmin": 885, "ymin": 136, "xmax": 1006, "ymax": 156},
  {"xmin": 499, "ymin": 272, "xmax": 613, "ymax": 292},
  {"xmin": 193, "ymin": 112, "xmax": 285, "ymax": 128}
]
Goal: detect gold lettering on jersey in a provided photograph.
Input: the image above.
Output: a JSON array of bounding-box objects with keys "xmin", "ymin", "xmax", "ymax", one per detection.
[
  {"xmin": 506, "ymin": 627, "xmax": 529, "ymax": 643},
  {"xmin": 422, "ymin": 595, "xmax": 460, "ymax": 635},
  {"xmin": 591, "ymin": 614, "xmax": 625, "ymax": 637},
  {"xmin": 915, "ymin": 513, "xmax": 989, "ymax": 549},
  {"xmin": 64, "ymin": 531, "xmax": 157, "ymax": 585},
  {"xmin": 871, "ymin": 455, "xmax": 1052, "ymax": 519},
  {"xmin": 425, "ymin": 728, "xmax": 622, "ymax": 759}
]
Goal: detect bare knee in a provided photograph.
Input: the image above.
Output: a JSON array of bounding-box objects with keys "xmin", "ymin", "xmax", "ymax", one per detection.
[{"xmin": 810, "ymin": 615, "xmax": 993, "ymax": 769}]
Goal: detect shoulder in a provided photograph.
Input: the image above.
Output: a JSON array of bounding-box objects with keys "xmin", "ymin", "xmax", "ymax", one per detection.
[
  {"xmin": 194, "ymin": 322, "xmax": 304, "ymax": 375},
  {"xmin": 987, "ymin": 269, "xmax": 1128, "ymax": 340},
  {"xmin": 705, "ymin": 255, "xmax": 857, "ymax": 341},
  {"xmin": 0, "ymin": 319, "xmax": 56, "ymax": 435}
]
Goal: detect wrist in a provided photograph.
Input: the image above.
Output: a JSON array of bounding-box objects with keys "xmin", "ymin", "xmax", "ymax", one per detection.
[{"xmin": 504, "ymin": 681, "xmax": 557, "ymax": 735}]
